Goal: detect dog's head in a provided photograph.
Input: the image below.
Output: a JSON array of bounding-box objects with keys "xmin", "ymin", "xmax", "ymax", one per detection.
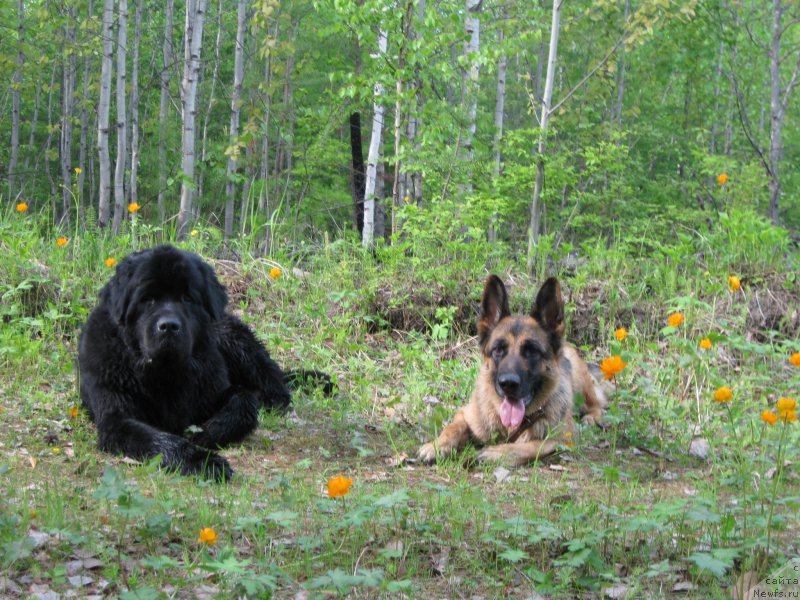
[
  {"xmin": 101, "ymin": 245, "xmax": 228, "ymax": 365},
  {"xmin": 478, "ymin": 275, "xmax": 564, "ymax": 429}
]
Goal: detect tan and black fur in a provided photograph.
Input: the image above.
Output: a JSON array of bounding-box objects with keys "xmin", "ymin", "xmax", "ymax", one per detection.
[{"xmin": 419, "ymin": 275, "xmax": 607, "ymax": 466}]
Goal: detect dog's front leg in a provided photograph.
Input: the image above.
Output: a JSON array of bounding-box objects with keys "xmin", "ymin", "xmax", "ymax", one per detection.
[
  {"xmin": 418, "ymin": 409, "xmax": 473, "ymax": 464},
  {"xmin": 190, "ymin": 388, "xmax": 260, "ymax": 449},
  {"xmin": 476, "ymin": 440, "xmax": 557, "ymax": 466}
]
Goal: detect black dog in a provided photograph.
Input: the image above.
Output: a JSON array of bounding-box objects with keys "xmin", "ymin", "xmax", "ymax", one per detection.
[{"xmin": 78, "ymin": 245, "xmax": 328, "ymax": 481}]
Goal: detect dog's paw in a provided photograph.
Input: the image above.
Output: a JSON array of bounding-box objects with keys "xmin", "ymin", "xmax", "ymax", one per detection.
[
  {"xmin": 475, "ymin": 446, "xmax": 506, "ymax": 464},
  {"xmin": 182, "ymin": 450, "xmax": 233, "ymax": 482},
  {"xmin": 418, "ymin": 442, "xmax": 438, "ymax": 465},
  {"xmin": 580, "ymin": 412, "xmax": 601, "ymax": 426}
]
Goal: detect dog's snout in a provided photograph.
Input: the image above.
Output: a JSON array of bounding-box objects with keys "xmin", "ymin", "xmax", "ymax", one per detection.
[
  {"xmin": 498, "ymin": 372, "xmax": 521, "ymax": 394},
  {"xmin": 156, "ymin": 316, "xmax": 181, "ymax": 334}
]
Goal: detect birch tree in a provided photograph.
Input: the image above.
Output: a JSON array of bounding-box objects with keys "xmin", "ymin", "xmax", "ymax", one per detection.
[
  {"xmin": 76, "ymin": 0, "xmax": 94, "ymax": 214},
  {"xmin": 527, "ymin": 0, "xmax": 562, "ymax": 272},
  {"xmin": 59, "ymin": 5, "xmax": 77, "ymax": 225},
  {"xmin": 112, "ymin": 0, "xmax": 128, "ymax": 234},
  {"xmin": 128, "ymin": 0, "xmax": 143, "ymax": 211},
  {"xmin": 391, "ymin": 0, "xmax": 414, "ymax": 235},
  {"xmin": 157, "ymin": 0, "xmax": 174, "ymax": 222},
  {"xmin": 224, "ymin": 0, "xmax": 246, "ymax": 244},
  {"xmin": 462, "ymin": 0, "xmax": 482, "ymax": 191},
  {"xmin": 177, "ymin": 0, "xmax": 209, "ymax": 238},
  {"xmin": 489, "ymin": 2, "xmax": 508, "ymax": 243},
  {"xmin": 362, "ymin": 28, "xmax": 388, "ymax": 247},
  {"xmin": 8, "ymin": 0, "xmax": 24, "ymax": 201},
  {"xmin": 97, "ymin": 0, "xmax": 115, "ymax": 228}
]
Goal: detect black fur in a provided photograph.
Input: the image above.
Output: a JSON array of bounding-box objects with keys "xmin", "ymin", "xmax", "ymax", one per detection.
[{"xmin": 78, "ymin": 245, "xmax": 314, "ymax": 481}]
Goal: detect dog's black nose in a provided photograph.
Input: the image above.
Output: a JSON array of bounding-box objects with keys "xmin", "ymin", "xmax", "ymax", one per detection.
[
  {"xmin": 498, "ymin": 372, "xmax": 521, "ymax": 394},
  {"xmin": 156, "ymin": 316, "xmax": 181, "ymax": 333}
]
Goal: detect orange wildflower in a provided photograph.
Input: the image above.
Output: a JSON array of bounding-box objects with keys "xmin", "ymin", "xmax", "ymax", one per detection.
[
  {"xmin": 105, "ymin": 258, "xmax": 117, "ymax": 268},
  {"xmin": 667, "ymin": 312, "xmax": 684, "ymax": 327},
  {"xmin": 790, "ymin": 353, "xmax": 800, "ymax": 367},
  {"xmin": 16, "ymin": 202, "xmax": 28, "ymax": 213},
  {"xmin": 615, "ymin": 327, "xmax": 628, "ymax": 342},
  {"xmin": 776, "ymin": 397, "xmax": 796, "ymax": 412},
  {"xmin": 600, "ymin": 355, "xmax": 627, "ymax": 380},
  {"xmin": 699, "ymin": 338, "xmax": 713, "ymax": 350},
  {"xmin": 128, "ymin": 202, "xmax": 141, "ymax": 213},
  {"xmin": 728, "ymin": 275, "xmax": 741, "ymax": 292},
  {"xmin": 717, "ymin": 173, "xmax": 728, "ymax": 185},
  {"xmin": 197, "ymin": 527, "xmax": 218, "ymax": 545},
  {"xmin": 327, "ymin": 475, "xmax": 353, "ymax": 498},
  {"xmin": 56, "ymin": 237, "xmax": 69, "ymax": 248},
  {"xmin": 761, "ymin": 410, "xmax": 778, "ymax": 426},
  {"xmin": 269, "ymin": 267, "xmax": 282, "ymax": 279},
  {"xmin": 713, "ymin": 386, "xmax": 733, "ymax": 403},
  {"xmin": 69, "ymin": 406, "xmax": 79, "ymax": 419}
]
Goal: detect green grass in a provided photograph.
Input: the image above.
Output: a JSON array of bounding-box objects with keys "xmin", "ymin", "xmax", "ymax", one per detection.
[{"xmin": 0, "ymin": 208, "xmax": 798, "ymax": 598}]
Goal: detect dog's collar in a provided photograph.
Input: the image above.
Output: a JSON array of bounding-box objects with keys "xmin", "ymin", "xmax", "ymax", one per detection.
[{"xmin": 506, "ymin": 405, "xmax": 547, "ymax": 443}]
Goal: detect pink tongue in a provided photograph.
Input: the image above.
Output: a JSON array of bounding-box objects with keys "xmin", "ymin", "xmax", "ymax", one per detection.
[{"xmin": 500, "ymin": 397, "xmax": 526, "ymax": 429}]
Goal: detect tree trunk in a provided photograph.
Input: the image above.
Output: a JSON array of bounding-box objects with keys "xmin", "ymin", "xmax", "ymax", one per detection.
[
  {"xmin": 768, "ymin": 0, "xmax": 784, "ymax": 224},
  {"xmin": 224, "ymin": 0, "xmax": 246, "ymax": 245},
  {"xmin": 177, "ymin": 0, "xmax": 209, "ymax": 238},
  {"xmin": 77, "ymin": 0, "xmax": 94, "ymax": 218},
  {"xmin": 97, "ymin": 0, "xmax": 114, "ymax": 228},
  {"xmin": 8, "ymin": 0, "xmax": 24, "ymax": 201},
  {"xmin": 128, "ymin": 0, "xmax": 143, "ymax": 212},
  {"xmin": 199, "ymin": 0, "xmax": 223, "ymax": 202},
  {"xmin": 280, "ymin": 18, "xmax": 299, "ymax": 221},
  {"xmin": 112, "ymin": 0, "xmax": 128, "ymax": 234},
  {"xmin": 42, "ymin": 57, "xmax": 59, "ymax": 202},
  {"xmin": 527, "ymin": 0, "xmax": 562, "ymax": 273},
  {"xmin": 350, "ymin": 112, "xmax": 366, "ymax": 234},
  {"xmin": 258, "ymin": 23, "xmax": 275, "ymax": 217},
  {"xmin": 489, "ymin": 3, "xmax": 508, "ymax": 243},
  {"xmin": 409, "ymin": 0, "xmax": 425, "ymax": 207},
  {"xmin": 462, "ymin": 0, "xmax": 482, "ymax": 191},
  {"xmin": 60, "ymin": 5, "xmax": 77, "ymax": 226},
  {"xmin": 391, "ymin": 0, "xmax": 414, "ymax": 237},
  {"xmin": 157, "ymin": 0, "xmax": 174, "ymax": 223},
  {"xmin": 362, "ymin": 28, "xmax": 388, "ymax": 247}
]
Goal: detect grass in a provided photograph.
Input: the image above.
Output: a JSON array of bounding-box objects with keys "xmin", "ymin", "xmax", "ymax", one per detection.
[{"xmin": 0, "ymin": 208, "xmax": 799, "ymax": 598}]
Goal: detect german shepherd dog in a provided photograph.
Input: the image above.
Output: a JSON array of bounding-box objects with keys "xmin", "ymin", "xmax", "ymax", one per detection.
[{"xmin": 419, "ymin": 275, "xmax": 607, "ymax": 466}]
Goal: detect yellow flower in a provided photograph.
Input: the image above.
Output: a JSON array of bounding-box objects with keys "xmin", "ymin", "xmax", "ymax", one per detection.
[
  {"xmin": 128, "ymin": 202, "xmax": 141, "ymax": 213},
  {"xmin": 717, "ymin": 173, "xmax": 728, "ymax": 185},
  {"xmin": 776, "ymin": 397, "xmax": 796, "ymax": 412},
  {"xmin": 614, "ymin": 327, "xmax": 628, "ymax": 342},
  {"xmin": 197, "ymin": 527, "xmax": 218, "ymax": 545},
  {"xmin": 30, "ymin": 511, "xmax": 38, "ymax": 519},
  {"xmin": 69, "ymin": 406, "xmax": 79, "ymax": 419},
  {"xmin": 269, "ymin": 267, "xmax": 282, "ymax": 279},
  {"xmin": 15, "ymin": 202, "xmax": 28, "ymax": 213},
  {"xmin": 600, "ymin": 355, "xmax": 627, "ymax": 380},
  {"xmin": 327, "ymin": 475, "xmax": 353, "ymax": 498},
  {"xmin": 667, "ymin": 312, "xmax": 684, "ymax": 327},
  {"xmin": 790, "ymin": 353, "xmax": 800, "ymax": 367},
  {"xmin": 779, "ymin": 409, "xmax": 797, "ymax": 423},
  {"xmin": 191, "ymin": 229, "xmax": 199, "ymax": 236},
  {"xmin": 56, "ymin": 237, "xmax": 69, "ymax": 248},
  {"xmin": 761, "ymin": 410, "xmax": 778, "ymax": 426},
  {"xmin": 713, "ymin": 386, "xmax": 733, "ymax": 403},
  {"xmin": 699, "ymin": 338, "xmax": 713, "ymax": 350},
  {"xmin": 728, "ymin": 275, "xmax": 741, "ymax": 292},
  {"xmin": 74, "ymin": 167, "xmax": 82, "ymax": 174},
  {"xmin": 105, "ymin": 257, "xmax": 117, "ymax": 268},
  {"xmin": 52, "ymin": 447, "xmax": 60, "ymax": 454}
]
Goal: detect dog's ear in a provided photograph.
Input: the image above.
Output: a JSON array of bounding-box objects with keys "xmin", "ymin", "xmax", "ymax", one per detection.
[
  {"xmin": 101, "ymin": 251, "xmax": 143, "ymax": 325},
  {"xmin": 478, "ymin": 275, "xmax": 510, "ymax": 348},
  {"xmin": 531, "ymin": 277, "xmax": 565, "ymax": 344},
  {"xmin": 198, "ymin": 260, "xmax": 228, "ymax": 320}
]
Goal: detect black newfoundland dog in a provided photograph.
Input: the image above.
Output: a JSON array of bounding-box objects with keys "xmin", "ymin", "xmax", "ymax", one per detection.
[{"xmin": 78, "ymin": 245, "xmax": 327, "ymax": 481}]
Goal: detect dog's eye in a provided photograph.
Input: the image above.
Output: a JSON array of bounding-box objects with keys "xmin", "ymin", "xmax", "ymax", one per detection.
[
  {"xmin": 140, "ymin": 296, "xmax": 155, "ymax": 305},
  {"xmin": 491, "ymin": 345, "xmax": 507, "ymax": 360},
  {"xmin": 181, "ymin": 294, "xmax": 194, "ymax": 303},
  {"xmin": 522, "ymin": 342, "xmax": 540, "ymax": 358}
]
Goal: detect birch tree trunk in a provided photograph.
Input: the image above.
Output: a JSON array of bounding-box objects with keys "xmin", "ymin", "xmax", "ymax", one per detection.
[
  {"xmin": 128, "ymin": 0, "xmax": 143, "ymax": 211},
  {"xmin": 199, "ymin": 0, "xmax": 223, "ymax": 201},
  {"xmin": 391, "ymin": 0, "xmax": 414, "ymax": 237},
  {"xmin": 527, "ymin": 0, "xmax": 562, "ymax": 273},
  {"xmin": 409, "ymin": 0, "xmax": 425, "ymax": 207},
  {"xmin": 489, "ymin": 2, "xmax": 508, "ymax": 243},
  {"xmin": 77, "ymin": 0, "xmax": 94, "ymax": 216},
  {"xmin": 112, "ymin": 0, "xmax": 128, "ymax": 234},
  {"xmin": 280, "ymin": 18, "xmax": 299, "ymax": 221},
  {"xmin": 258, "ymin": 24, "xmax": 275, "ymax": 216},
  {"xmin": 177, "ymin": 0, "xmax": 208, "ymax": 238},
  {"xmin": 157, "ymin": 0, "xmax": 174, "ymax": 222},
  {"xmin": 42, "ymin": 58, "xmax": 58, "ymax": 201},
  {"xmin": 224, "ymin": 0, "xmax": 246, "ymax": 244},
  {"xmin": 97, "ymin": 0, "xmax": 114, "ymax": 228},
  {"xmin": 8, "ymin": 0, "xmax": 24, "ymax": 201},
  {"xmin": 363, "ymin": 28, "xmax": 388, "ymax": 247},
  {"xmin": 60, "ymin": 5, "xmax": 77, "ymax": 226},
  {"xmin": 768, "ymin": 0, "xmax": 784, "ymax": 224},
  {"xmin": 462, "ymin": 0, "xmax": 482, "ymax": 191}
]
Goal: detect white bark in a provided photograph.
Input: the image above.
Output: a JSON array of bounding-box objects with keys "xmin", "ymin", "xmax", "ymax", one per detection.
[
  {"xmin": 224, "ymin": 0, "xmax": 246, "ymax": 243},
  {"xmin": 128, "ymin": 0, "xmax": 143, "ymax": 211},
  {"xmin": 60, "ymin": 6, "xmax": 77, "ymax": 225},
  {"xmin": 527, "ymin": 0, "xmax": 562, "ymax": 272},
  {"xmin": 199, "ymin": 0, "xmax": 223, "ymax": 201},
  {"xmin": 157, "ymin": 0, "xmax": 174, "ymax": 222},
  {"xmin": 362, "ymin": 28, "xmax": 388, "ymax": 247},
  {"xmin": 463, "ymin": 0, "xmax": 482, "ymax": 190},
  {"xmin": 9, "ymin": 0, "xmax": 24, "ymax": 201},
  {"xmin": 768, "ymin": 0, "xmax": 784, "ymax": 224},
  {"xmin": 489, "ymin": 3, "xmax": 508, "ymax": 243},
  {"xmin": 77, "ymin": 0, "xmax": 94, "ymax": 214},
  {"xmin": 112, "ymin": 0, "xmax": 128, "ymax": 234},
  {"xmin": 177, "ymin": 0, "xmax": 209, "ymax": 238},
  {"xmin": 97, "ymin": 0, "xmax": 114, "ymax": 228}
]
